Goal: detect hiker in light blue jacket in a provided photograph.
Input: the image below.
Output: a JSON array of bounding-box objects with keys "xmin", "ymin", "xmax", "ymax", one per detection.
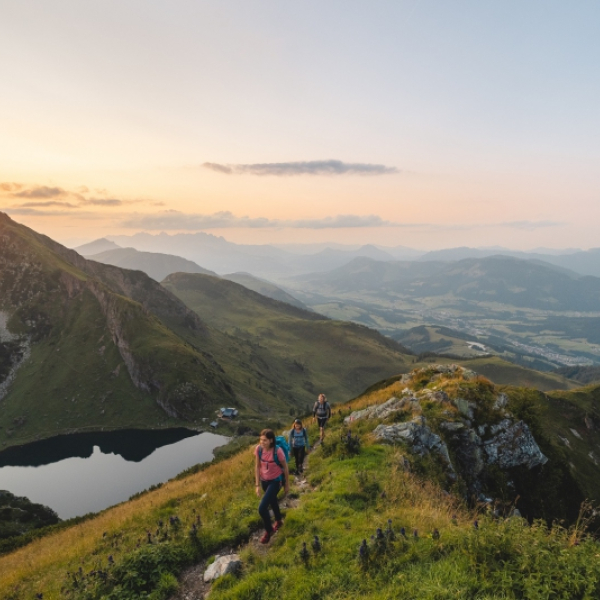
[{"xmin": 288, "ymin": 418, "xmax": 310, "ymax": 475}]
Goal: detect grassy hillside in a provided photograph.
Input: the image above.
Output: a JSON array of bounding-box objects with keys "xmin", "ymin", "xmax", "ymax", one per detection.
[
  {"xmin": 222, "ymin": 272, "xmax": 308, "ymax": 310},
  {"xmin": 2, "ymin": 368, "xmax": 599, "ymax": 600},
  {"xmin": 163, "ymin": 272, "xmax": 413, "ymax": 409}
]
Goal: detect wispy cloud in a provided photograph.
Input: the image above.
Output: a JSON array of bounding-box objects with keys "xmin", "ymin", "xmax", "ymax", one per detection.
[
  {"xmin": 0, "ymin": 182, "xmax": 129, "ymax": 211},
  {"xmin": 0, "ymin": 182, "xmax": 24, "ymax": 192},
  {"xmin": 500, "ymin": 220, "xmax": 563, "ymax": 230},
  {"xmin": 120, "ymin": 210, "xmax": 401, "ymax": 230},
  {"xmin": 18, "ymin": 201, "xmax": 78, "ymax": 208},
  {"xmin": 13, "ymin": 186, "xmax": 67, "ymax": 199},
  {"xmin": 202, "ymin": 159, "xmax": 399, "ymax": 176},
  {"xmin": 2, "ymin": 207, "xmax": 94, "ymax": 217},
  {"xmin": 83, "ymin": 198, "xmax": 123, "ymax": 206}
]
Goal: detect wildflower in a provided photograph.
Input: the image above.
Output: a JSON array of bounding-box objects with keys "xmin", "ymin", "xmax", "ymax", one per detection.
[
  {"xmin": 432, "ymin": 529, "xmax": 440, "ymax": 540},
  {"xmin": 400, "ymin": 527, "xmax": 407, "ymax": 538},
  {"xmin": 300, "ymin": 541, "xmax": 310, "ymax": 566},
  {"xmin": 473, "ymin": 520, "xmax": 479, "ymax": 530},
  {"xmin": 358, "ymin": 539, "xmax": 369, "ymax": 568},
  {"xmin": 386, "ymin": 519, "xmax": 396, "ymax": 542},
  {"xmin": 413, "ymin": 529, "xmax": 419, "ymax": 539},
  {"xmin": 108, "ymin": 555, "xmax": 114, "ymax": 565}
]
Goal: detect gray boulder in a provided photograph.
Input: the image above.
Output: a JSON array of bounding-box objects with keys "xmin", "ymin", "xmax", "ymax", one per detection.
[
  {"xmin": 483, "ymin": 420, "xmax": 547, "ymax": 469},
  {"xmin": 344, "ymin": 396, "xmax": 408, "ymax": 424},
  {"xmin": 373, "ymin": 417, "xmax": 455, "ymax": 474},
  {"xmin": 203, "ymin": 554, "xmax": 242, "ymax": 583}
]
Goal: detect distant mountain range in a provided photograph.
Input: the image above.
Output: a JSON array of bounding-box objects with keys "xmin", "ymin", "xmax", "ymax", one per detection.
[
  {"xmin": 291, "ymin": 255, "xmax": 600, "ymax": 312},
  {"xmin": 418, "ymin": 246, "xmax": 600, "ymax": 277},
  {"xmin": 85, "ymin": 247, "xmax": 217, "ymax": 282},
  {"xmin": 74, "ymin": 234, "xmax": 600, "ymax": 280}
]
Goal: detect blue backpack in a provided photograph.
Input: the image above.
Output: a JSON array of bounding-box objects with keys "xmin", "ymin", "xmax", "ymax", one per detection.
[{"xmin": 259, "ymin": 435, "xmax": 290, "ymax": 469}]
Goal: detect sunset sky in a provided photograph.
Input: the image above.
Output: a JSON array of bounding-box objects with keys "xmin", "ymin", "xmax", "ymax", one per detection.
[{"xmin": 1, "ymin": 1, "xmax": 599, "ymax": 250}]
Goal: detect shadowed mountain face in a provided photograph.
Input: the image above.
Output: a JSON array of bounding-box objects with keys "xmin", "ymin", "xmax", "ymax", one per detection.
[
  {"xmin": 292, "ymin": 255, "xmax": 600, "ymax": 311},
  {"xmin": 85, "ymin": 247, "xmax": 217, "ymax": 282},
  {"xmin": 0, "ymin": 213, "xmax": 237, "ymax": 448},
  {"xmin": 0, "ymin": 214, "xmax": 414, "ymax": 449}
]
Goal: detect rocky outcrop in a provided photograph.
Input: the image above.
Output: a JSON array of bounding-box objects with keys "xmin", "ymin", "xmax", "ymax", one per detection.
[
  {"xmin": 344, "ymin": 396, "xmax": 409, "ymax": 423},
  {"xmin": 483, "ymin": 419, "xmax": 547, "ymax": 470},
  {"xmin": 351, "ymin": 364, "xmax": 548, "ymax": 497}
]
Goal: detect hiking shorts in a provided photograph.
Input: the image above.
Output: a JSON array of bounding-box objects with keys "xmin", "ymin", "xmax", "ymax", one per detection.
[{"xmin": 317, "ymin": 417, "xmax": 328, "ymax": 428}]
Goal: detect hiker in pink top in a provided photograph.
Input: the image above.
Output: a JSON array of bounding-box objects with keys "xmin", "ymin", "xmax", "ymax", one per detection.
[{"xmin": 254, "ymin": 428, "xmax": 289, "ymax": 544}]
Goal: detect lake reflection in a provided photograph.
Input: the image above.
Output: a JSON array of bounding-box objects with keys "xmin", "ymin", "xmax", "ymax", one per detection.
[{"xmin": 0, "ymin": 429, "xmax": 229, "ymax": 519}]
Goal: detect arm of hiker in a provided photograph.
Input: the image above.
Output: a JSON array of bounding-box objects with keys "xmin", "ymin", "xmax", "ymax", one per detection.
[{"xmin": 255, "ymin": 450, "xmax": 261, "ymax": 497}]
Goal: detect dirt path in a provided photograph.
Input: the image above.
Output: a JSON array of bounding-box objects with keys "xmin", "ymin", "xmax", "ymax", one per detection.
[{"xmin": 170, "ymin": 444, "xmax": 318, "ymax": 600}]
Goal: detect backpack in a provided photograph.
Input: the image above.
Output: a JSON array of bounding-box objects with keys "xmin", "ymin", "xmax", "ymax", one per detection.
[
  {"xmin": 314, "ymin": 401, "xmax": 330, "ymax": 418},
  {"xmin": 258, "ymin": 436, "xmax": 290, "ymax": 468},
  {"xmin": 290, "ymin": 427, "xmax": 308, "ymax": 447}
]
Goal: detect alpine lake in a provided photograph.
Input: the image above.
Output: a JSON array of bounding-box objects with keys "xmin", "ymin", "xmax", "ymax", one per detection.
[{"xmin": 0, "ymin": 428, "xmax": 229, "ymax": 519}]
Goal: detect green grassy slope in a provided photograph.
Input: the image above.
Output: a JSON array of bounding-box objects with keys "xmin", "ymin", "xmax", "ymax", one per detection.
[
  {"xmin": 0, "ymin": 214, "xmax": 238, "ymax": 448},
  {"xmin": 2, "ymin": 369, "xmax": 600, "ymax": 600},
  {"xmin": 163, "ymin": 272, "xmax": 413, "ymax": 409},
  {"xmin": 459, "ymin": 356, "xmax": 577, "ymax": 391}
]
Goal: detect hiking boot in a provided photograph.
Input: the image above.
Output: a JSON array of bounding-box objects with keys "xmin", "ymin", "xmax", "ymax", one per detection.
[
  {"xmin": 259, "ymin": 530, "xmax": 271, "ymax": 544},
  {"xmin": 273, "ymin": 520, "xmax": 284, "ymax": 531}
]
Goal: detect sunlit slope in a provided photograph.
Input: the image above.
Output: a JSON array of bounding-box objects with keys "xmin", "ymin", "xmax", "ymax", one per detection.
[
  {"xmin": 163, "ymin": 272, "xmax": 413, "ymax": 407},
  {"xmin": 456, "ymin": 356, "xmax": 577, "ymax": 391}
]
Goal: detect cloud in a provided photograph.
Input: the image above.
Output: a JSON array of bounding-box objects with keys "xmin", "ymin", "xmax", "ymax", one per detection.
[
  {"xmin": 12, "ymin": 186, "xmax": 67, "ymax": 199},
  {"xmin": 0, "ymin": 182, "xmax": 131, "ymax": 210},
  {"xmin": 202, "ymin": 159, "xmax": 399, "ymax": 176},
  {"xmin": 120, "ymin": 210, "xmax": 401, "ymax": 230},
  {"xmin": 0, "ymin": 182, "xmax": 24, "ymax": 192},
  {"xmin": 82, "ymin": 198, "xmax": 123, "ymax": 206},
  {"xmin": 2, "ymin": 207, "xmax": 84, "ymax": 217},
  {"xmin": 17, "ymin": 201, "xmax": 78, "ymax": 208},
  {"xmin": 500, "ymin": 220, "xmax": 563, "ymax": 230}
]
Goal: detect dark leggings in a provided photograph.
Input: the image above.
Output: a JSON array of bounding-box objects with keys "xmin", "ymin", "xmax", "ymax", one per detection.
[
  {"xmin": 292, "ymin": 446, "xmax": 306, "ymax": 472},
  {"xmin": 259, "ymin": 479, "xmax": 282, "ymax": 533}
]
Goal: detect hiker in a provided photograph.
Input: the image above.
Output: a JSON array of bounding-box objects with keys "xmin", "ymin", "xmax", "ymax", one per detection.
[
  {"xmin": 313, "ymin": 393, "xmax": 332, "ymax": 442},
  {"xmin": 288, "ymin": 418, "xmax": 310, "ymax": 475},
  {"xmin": 255, "ymin": 428, "xmax": 290, "ymax": 544}
]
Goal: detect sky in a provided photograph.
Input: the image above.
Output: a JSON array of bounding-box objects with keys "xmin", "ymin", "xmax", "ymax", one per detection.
[{"xmin": 1, "ymin": 1, "xmax": 599, "ymax": 250}]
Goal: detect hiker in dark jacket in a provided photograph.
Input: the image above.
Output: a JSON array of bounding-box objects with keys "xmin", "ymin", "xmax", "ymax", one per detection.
[
  {"xmin": 313, "ymin": 393, "xmax": 332, "ymax": 442},
  {"xmin": 254, "ymin": 428, "xmax": 289, "ymax": 544},
  {"xmin": 288, "ymin": 418, "xmax": 310, "ymax": 475}
]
